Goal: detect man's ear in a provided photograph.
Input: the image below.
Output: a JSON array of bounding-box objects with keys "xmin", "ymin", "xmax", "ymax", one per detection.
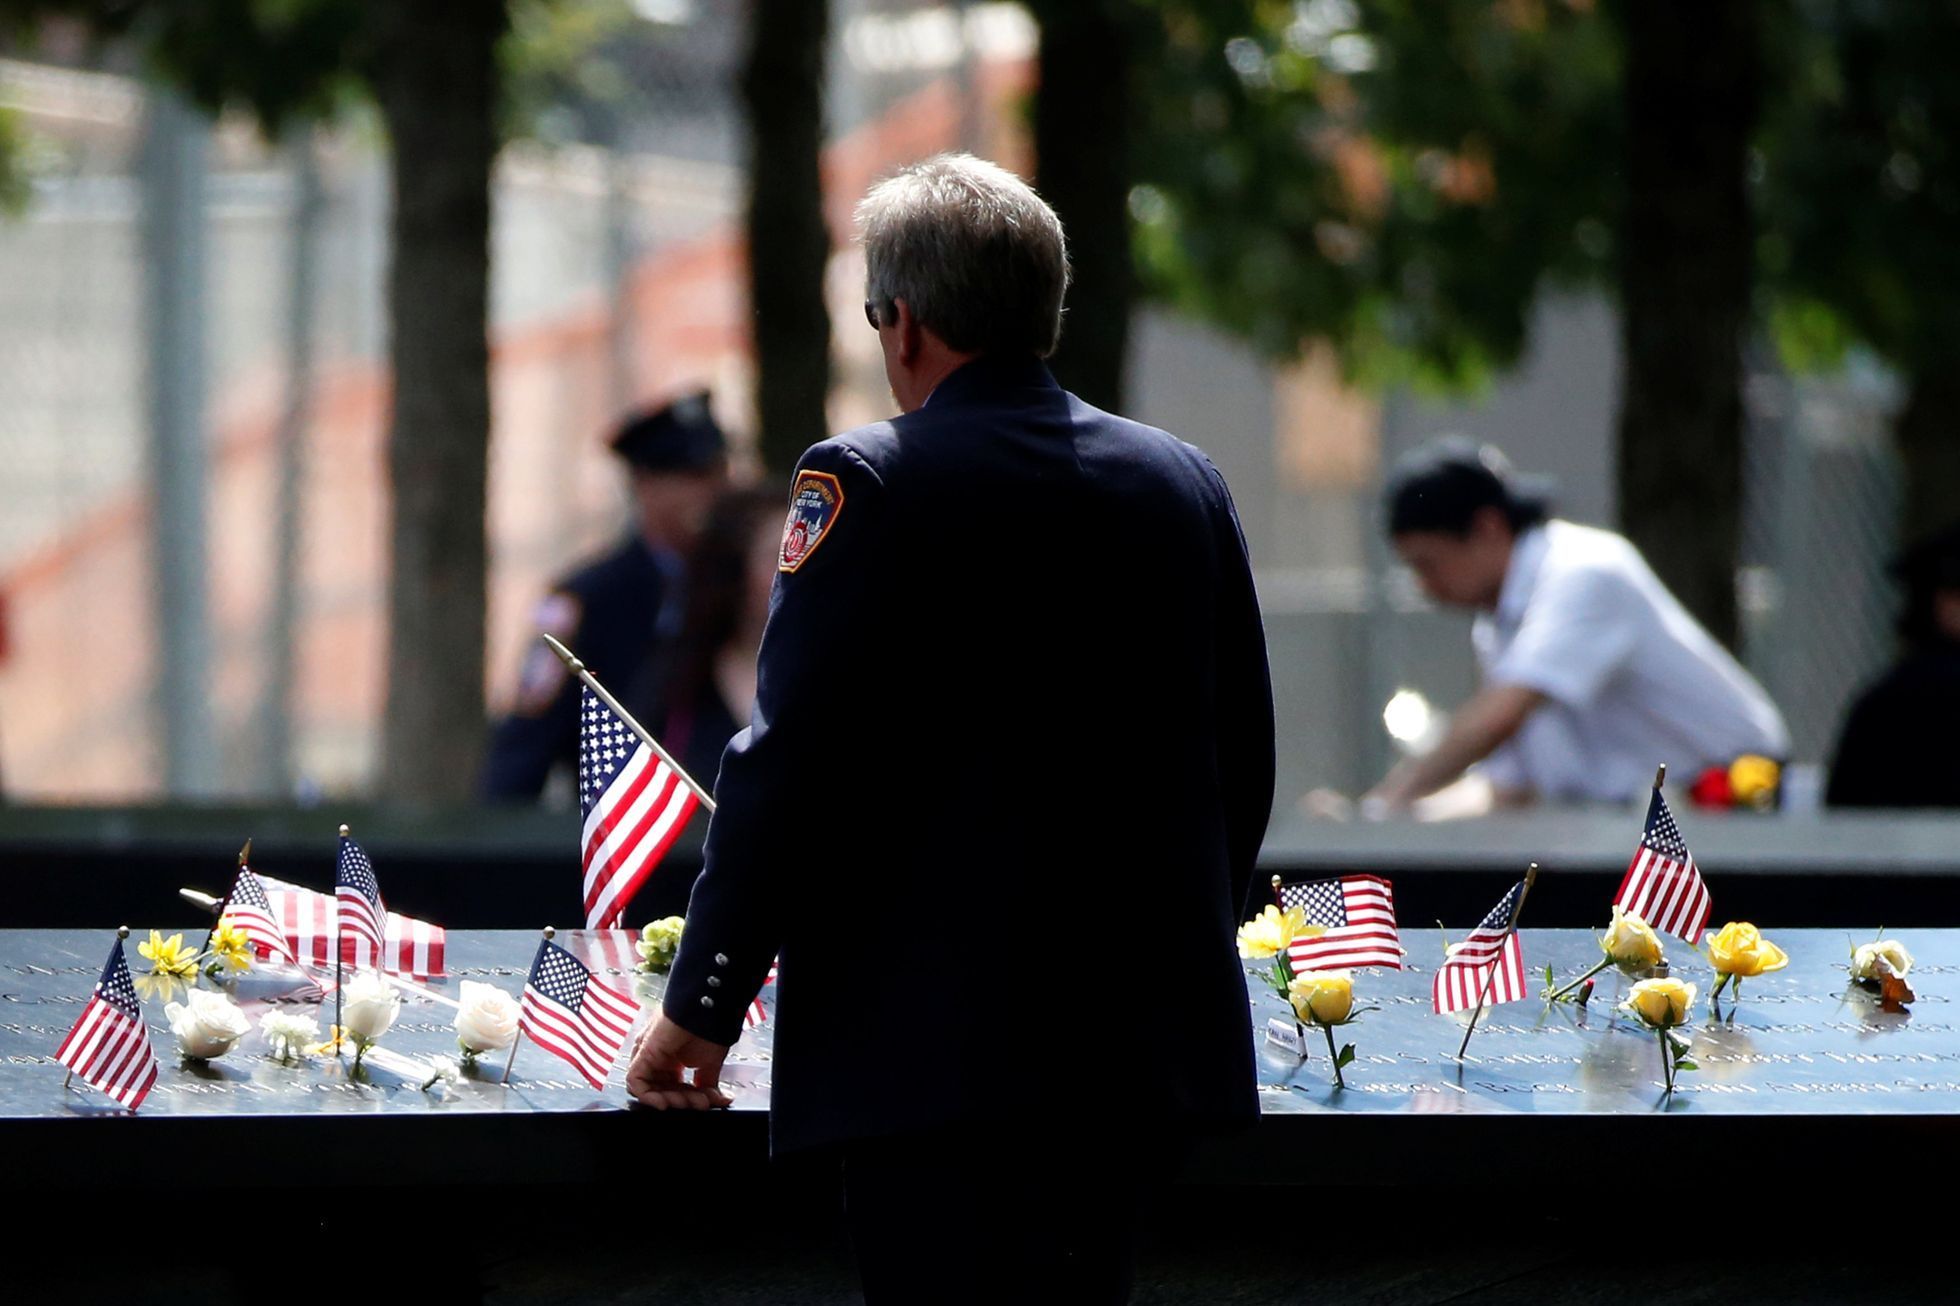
[
  {"xmin": 892, "ymin": 297, "xmax": 922, "ymax": 367},
  {"xmin": 1469, "ymin": 503, "xmax": 1514, "ymax": 545}
]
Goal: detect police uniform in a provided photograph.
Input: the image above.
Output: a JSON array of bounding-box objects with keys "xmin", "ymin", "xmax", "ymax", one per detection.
[
  {"xmin": 659, "ymin": 356, "xmax": 1276, "ymax": 1298},
  {"xmin": 480, "ymin": 395, "xmax": 725, "ymax": 802},
  {"xmin": 1828, "ymin": 524, "xmax": 1960, "ymax": 809}
]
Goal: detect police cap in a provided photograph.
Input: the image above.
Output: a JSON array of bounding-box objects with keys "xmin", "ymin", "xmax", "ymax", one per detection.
[{"xmin": 609, "ymin": 390, "xmax": 727, "ymax": 474}]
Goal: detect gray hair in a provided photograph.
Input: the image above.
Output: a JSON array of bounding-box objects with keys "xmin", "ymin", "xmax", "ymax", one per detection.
[{"xmin": 856, "ymin": 153, "xmax": 1070, "ymax": 358}]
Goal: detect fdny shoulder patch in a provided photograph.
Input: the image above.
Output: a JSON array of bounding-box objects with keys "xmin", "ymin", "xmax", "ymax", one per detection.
[
  {"xmin": 513, "ymin": 591, "xmax": 582, "ymax": 715},
  {"xmin": 780, "ymin": 470, "xmax": 846, "ymax": 573}
]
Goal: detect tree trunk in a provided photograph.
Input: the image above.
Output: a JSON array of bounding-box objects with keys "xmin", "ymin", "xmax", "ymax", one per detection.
[
  {"xmin": 140, "ymin": 88, "xmax": 218, "ymax": 797},
  {"xmin": 257, "ymin": 127, "xmax": 322, "ymax": 797},
  {"xmin": 1613, "ymin": 0, "xmax": 1758, "ymax": 649},
  {"xmin": 744, "ymin": 0, "xmax": 831, "ymax": 475},
  {"xmin": 1032, "ymin": 0, "xmax": 1134, "ymax": 412},
  {"xmin": 373, "ymin": 4, "xmax": 504, "ymax": 804},
  {"xmin": 1895, "ymin": 363, "xmax": 1960, "ymax": 549}
]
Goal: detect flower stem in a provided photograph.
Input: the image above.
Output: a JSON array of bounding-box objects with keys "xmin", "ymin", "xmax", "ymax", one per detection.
[
  {"xmin": 1658, "ymin": 1028, "xmax": 1673, "ymax": 1095},
  {"xmin": 1548, "ymin": 957, "xmax": 1612, "ymax": 1002},
  {"xmin": 1320, "ymin": 1021, "xmax": 1344, "ymax": 1089}
]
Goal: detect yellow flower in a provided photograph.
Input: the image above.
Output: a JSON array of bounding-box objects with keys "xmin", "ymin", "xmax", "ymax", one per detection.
[
  {"xmin": 1850, "ymin": 939, "xmax": 1913, "ymax": 982},
  {"xmin": 1728, "ymin": 755, "xmax": 1781, "ymax": 809},
  {"xmin": 304, "ymin": 1025, "xmax": 349, "ymax": 1057},
  {"xmin": 636, "ymin": 916, "xmax": 687, "ymax": 972},
  {"xmin": 208, "ymin": 922, "xmax": 254, "ymax": 974},
  {"xmin": 1599, "ymin": 907, "xmax": 1663, "ymax": 971},
  {"xmin": 1236, "ymin": 905, "xmax": 1320, "ymax": 959},
  {"xmin": 138, "ymin": 930, "xmax": 201, "ymax": 979},
  {"xmin": 1706, "ymin": 922, "xmax": 1789, "ymax": 978},
  {"xmin": 1623, "ymin": 977, "xmax": 1696, "ymax": 1029},
  {"xmin": 1287, "ymin": 970, "xmax": 1354, "ymax": 1026}
]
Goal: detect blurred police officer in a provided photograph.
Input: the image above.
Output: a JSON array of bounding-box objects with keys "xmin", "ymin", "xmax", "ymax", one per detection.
[
  {"xmin": 479, "ymin": 394, "xmax": 727, "ymax": 802},
  {"xmin": 1361, "ymin": 437, "xmax": 1787, "ymax": 814},
  {"xmin": 1829, "ymin": 521, "xmax": 1960, "ymax": 808},
  {"xmin": 625, "ymin": 154, "xmax": 1276, "ymax": 1303}
]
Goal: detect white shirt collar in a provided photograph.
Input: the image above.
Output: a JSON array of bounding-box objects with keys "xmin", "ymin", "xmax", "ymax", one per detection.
[{"xmin": 1493, "ymin": 523, "xmax": 1552, "ymax": 626}]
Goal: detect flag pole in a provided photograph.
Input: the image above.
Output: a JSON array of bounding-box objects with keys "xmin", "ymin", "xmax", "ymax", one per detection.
[
  {"xmin": 503, "ymin": 925, "xmax": 551, "ymax": 1085},
  {"xmin": 1654, "ymin": 763, "xmax": 1667, "ymax": 793},
  {"xmin": 198, "ymin": 839, "xmax": 251, "ymax": 958},
  {"xmin": 1456, "ymin": 862, "xmax": 1539, "ymax": 1061},
  {"xmin": 334, "ymin": 823, "xmax": 348, "ymax": 1055},
  {"xmin": 1271, "ymin": 874, "xmax": 1284, "ymax": 908},
  {"xmin": 542, "ymin": 634, "xmax": 717, "ymax": 814}
]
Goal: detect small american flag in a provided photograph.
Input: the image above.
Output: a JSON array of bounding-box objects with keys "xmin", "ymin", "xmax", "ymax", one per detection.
[
  {"xmin": 1615, "ymin": 785, "xmax": 1709, "ymax": 944},
  {"xmin": 221, "ymin": 864, "xmax": 298, "ymax": 965},
  {"xmin": 1280, "ymin": 875, "xmax": 1403, "ymax": 970},
  {"xmin": 580, "ymin": 686, "xmax": 700, "ymax": 930},
  {"xmin": 54, "ymin": 936, "xmax": 159, "ymax": 1112},
  {"xmin": 745, "ymin": 961, "xmax": 779, "ymax": 1031},
  {"xmin": 336, "ymin": 833, "xmax": 385, "ymax": 961},
  {"xmin": 260, "ymin": 875, "xmax": 446, "ymax": 978},
  {"xmin": 1433, "ymin": 882, "xmax": 1529, "ymax": 1015},
  {"xmin": 520, "ymin": 938, "xmax": 640, "ymax": 1090}
]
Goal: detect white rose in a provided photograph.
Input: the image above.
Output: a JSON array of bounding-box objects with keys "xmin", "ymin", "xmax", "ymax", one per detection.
[
  {"xmin": 165, "ymin": 988, "xmax": 252, "ymax": 1059},
  {"xmin": 259, "ymin": 1010, "xmax": 319, "ymax": 1061},
  {"xmin": 453, "ymin": 981, "xmax": 520, "ymax": 1053},
  {"xmin": 421, "ymin": 1055, "xmax": 463, "ymax": 1092},
  {"xmin": 1851, "ymin": 939, "xmax": 1914, "ymax": 982},
  {"xmin": 339, "ymin": 972, "xmax": 402, "ymax": 1043}
]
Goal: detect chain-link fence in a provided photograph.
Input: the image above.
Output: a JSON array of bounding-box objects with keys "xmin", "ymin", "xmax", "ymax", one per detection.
[
  {"xmin": 0, "ymin": 4, "xmax": 1040, "ymax": 802},
  {"xmin": 0, "ymin": 7, "xmax": 1909, "ymax": 806}
]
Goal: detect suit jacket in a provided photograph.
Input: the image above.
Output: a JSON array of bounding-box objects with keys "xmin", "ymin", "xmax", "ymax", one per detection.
[{"xmin": 664, "ymin": 355, "xmax": 1276, "ymax": 1153}]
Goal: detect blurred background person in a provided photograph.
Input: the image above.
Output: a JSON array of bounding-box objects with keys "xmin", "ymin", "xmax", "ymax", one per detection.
[
  {"xmin": 1356, "ymin": 437, "xmax": 1789, "ymax": 816},
  {"xmin": 480, "ymin": 392, "xmax": 728, "ymax": 803},
  {"xmin": 631, "ymin": 482, "xmax": 784, "ymax": 917},
  {"xmin": 645, "ymin": 483, "xmax": 785, "ymax": 790},
  {"xmin": 1828, "ymin": 522, "xmax": 1960, "ymax": 808}
]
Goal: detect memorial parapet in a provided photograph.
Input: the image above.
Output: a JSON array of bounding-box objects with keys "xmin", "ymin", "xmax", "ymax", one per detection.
[
  {"xmin": 9, "ymin": 806, "xmax": 1960, "ymax": 928},
  {"xmin": 5, "ymin": 929, "xmax": 1959, "ymax": 1190}
]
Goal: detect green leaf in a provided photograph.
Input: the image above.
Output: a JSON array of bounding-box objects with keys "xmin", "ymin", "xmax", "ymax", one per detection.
[
  {"xmin": 1674, "ymin": 1059, "xmax": 1698, "ymax": 1072},
  {"xmin": 1335, "ymin": 1044, "xmax": 1356, "ymax": 1069}
]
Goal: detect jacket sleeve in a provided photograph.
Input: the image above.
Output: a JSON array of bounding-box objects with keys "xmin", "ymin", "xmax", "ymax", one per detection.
[
  {"xmin": 1205, "ymin": 460, "xmax": 1277, "ymax": 919},
  {"xmin": 661, "ymin": 441, "xmax": 887, "ymax": 1044}
]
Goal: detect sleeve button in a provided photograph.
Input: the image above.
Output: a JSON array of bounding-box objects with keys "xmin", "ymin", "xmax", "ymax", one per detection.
[
  {"xmin": 700, "ymin": 996, "xmax": 715, "ymax": 1009},
  {"xmin": 714, "ymin": 953, "xmax": 730, "ymax": 967},
  {"xmin": 707, "ymin": 976, "xmax": 722, "ymax": 988}
]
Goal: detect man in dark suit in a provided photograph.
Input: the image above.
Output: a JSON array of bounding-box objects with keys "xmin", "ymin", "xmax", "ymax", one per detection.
[
  {"xmin": 626, "ymin": 154, "xmax": 1275, "ymax": 1302},
  {"xmin": 479, "ymin": 394, "xmax": 727, "ymax": 802}
]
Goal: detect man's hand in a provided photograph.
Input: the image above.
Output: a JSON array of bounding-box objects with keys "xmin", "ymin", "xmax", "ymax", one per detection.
[
  {"xmin": 626, "ymin": 1010, "xmax": 733, "ymax": 1110},
  {"xmin": 1363, "ymin": 682, "xmax": 1545, "ymax": 812}
]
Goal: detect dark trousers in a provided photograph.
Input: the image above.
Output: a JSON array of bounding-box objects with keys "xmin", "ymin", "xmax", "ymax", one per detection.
[{"xmin": 842, "ymin": 1119, "xmax": 1158, "ymax": 1305}]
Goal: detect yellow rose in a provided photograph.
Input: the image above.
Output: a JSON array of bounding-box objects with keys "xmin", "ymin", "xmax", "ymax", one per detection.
[
  {"xmin": 1237, "ymin": 905, "xmax": 1315, "ymax": 959},
  {"xmin": 1623, "ymin": 976, "xmax": 1696, "ymax": 1028},
  {"xmin": 636, "ymin": 916, "xmax": 687, "ymax": 973},
  {"xmin": 1287, "ymin": 970, "xmax": 1354, "ymax": 1026},
  {"xmin": 1850, "ymin": 939, "xmax": 1913, "ymax": 982},
  {"xmin": 1728, "ymin": 755, "xmax": 1781, "ymax": 809},
  {"xmin": 1706, "ymin": 921, "xmax": 1790, "ymax": 978},
  {"xmin": 1599, "ymin": 907, "xmax": 1663, "ymax": 970}
]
